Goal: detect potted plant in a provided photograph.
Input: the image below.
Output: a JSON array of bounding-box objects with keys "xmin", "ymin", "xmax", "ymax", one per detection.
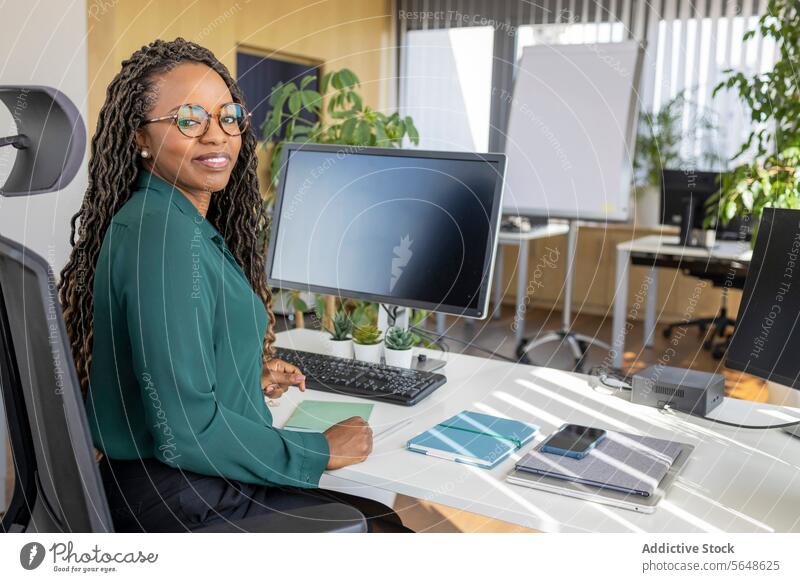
[
  {"xmin": 633, "ymin": 90, "xmax": 719, "ymax": 227},
  {"xmin": 352, "ymin": 323, "xmax": 383, "ymax": 364},
  {"xmin": 383, "ymin": 326, "xmax": 418, "ymax": 369},
  {"xmin": 261, "ymin": 68, "xmax": 420, "ymax": 330},
  {"xmin": 261, "ymin": 68, "xmax": 420, "ymax": 205},
  {"xmin": 323, "ymin": 310, "xmax": 354, "ymax": 359},
  {"xmin": 710, "ymin": 0, "xmax": 800, "ymax": 241}
]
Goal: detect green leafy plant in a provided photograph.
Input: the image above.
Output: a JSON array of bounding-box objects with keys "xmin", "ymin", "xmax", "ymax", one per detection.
[
  {"xmin": 384, "ymin": 326, "xmax": 418, "ymax": 351},
  {"xmin": 346, "ymin": 299, "xmax": 378, "ymax": 328},
  {"xmin": 322, "ymin": 310, "xmax": 353, "ymax": 341},
  {"xmin": 352, "ymin": 323, "xmax": 382, "ymax": 346},
  {"xmin": 261, "ymin": 67, "xmax": 420, "ymax": 199},
  {"xmin": 263, "ymin": 68, "xmax": 421, "ymax": 330},
  {"xmin": 711, "ymin": 0, "xmax": 800, "ymax": 233},
  {"xmin": 634, "ymin": 90, "xmax": 720, "ymax": 193}
]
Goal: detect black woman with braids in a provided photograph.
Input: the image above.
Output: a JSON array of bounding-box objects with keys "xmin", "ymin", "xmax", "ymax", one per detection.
[{"xmin": 58, "ymin": 38, "xmax": 409, "ymax": 532}]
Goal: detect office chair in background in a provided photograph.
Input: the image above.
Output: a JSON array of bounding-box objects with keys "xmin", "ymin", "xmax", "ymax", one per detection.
[{"xmin": 661, "ymin": 260, "xmax": 748, "ymax": 360}]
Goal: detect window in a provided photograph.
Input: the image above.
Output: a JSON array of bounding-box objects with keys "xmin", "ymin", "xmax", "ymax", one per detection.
[
  {"xmin": 649, "ymin": 13, "xmax": 776, "ymax": 164},
  {"xmin": 236, "ymin": 49, "xmax": 321, "ymax": 141},
  {"xmin": 400, "ymin": 27, "xmax": 494, "ymax": 151},
  {"xmin": 397, "ymin": 1, "xmax": 776, "ymax": 167},
  {"xmin": 516, "ymin": 21, "xmax": 626, "ymax": 60}
]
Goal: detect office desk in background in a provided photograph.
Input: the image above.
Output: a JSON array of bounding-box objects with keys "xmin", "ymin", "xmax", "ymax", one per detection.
[
  {"xmin": 274, "ymin": 328, "xmax": 800, "ymax": 533},
  {"xmin": 436, "ymin": 223, "xmax": 570, "ymax": 343},
  {"xmin": 611, "ymin": 235, "xmax": 753, "ymax": 369}
]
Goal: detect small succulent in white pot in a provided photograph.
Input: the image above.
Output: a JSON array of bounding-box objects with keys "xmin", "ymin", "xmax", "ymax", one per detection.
[
  {"xmin": 325, "ymin": 310, "xmax": 353, "ymax": 359},
  {"xmin": 352, "ymin": 323, "xmax": 383, "ymax": 364},
  {"xmin": 383, "ymin": 326, "xmax": 418, "ymax": 369}
]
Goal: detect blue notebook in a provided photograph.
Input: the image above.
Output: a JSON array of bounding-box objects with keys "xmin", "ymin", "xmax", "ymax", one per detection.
[{"xmin": 406, "ymin": 411, "xmax": 538, "ymax": 469}]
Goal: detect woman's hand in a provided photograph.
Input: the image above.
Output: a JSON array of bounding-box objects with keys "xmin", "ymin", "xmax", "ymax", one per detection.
[
  {"xmin": 262, "ymin": 358, "xmax": 306, "ymax": 399},
  {"xmin": 323, "ymin": 416, "xmax": 373, "ymax": 470}
]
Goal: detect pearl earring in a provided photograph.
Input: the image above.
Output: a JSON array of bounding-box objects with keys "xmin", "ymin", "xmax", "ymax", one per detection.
[{"xmin": 140, "ymin": 150, "xmax": 150, "ymax": 159}]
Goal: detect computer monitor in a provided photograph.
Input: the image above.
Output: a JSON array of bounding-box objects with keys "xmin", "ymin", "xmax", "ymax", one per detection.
[
  {"xmin": 725, "ymin": 207, "xmax": 800, "ymax": 389},
  {"xmin": 660, "ymin": 168, "xmax": 754, "ymax": 245},
  {"xmin": 266, "ymin": 143, "xmax": 506, "ymax": 319},
  {"xmin": 660, "ymin": 169, "xmax": 722, "ymax": 245}
]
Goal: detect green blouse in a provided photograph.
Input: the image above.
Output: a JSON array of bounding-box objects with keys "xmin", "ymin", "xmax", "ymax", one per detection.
[{"xmin": 86, "ymin": 169, "xmax": 329, "ymax": 487}]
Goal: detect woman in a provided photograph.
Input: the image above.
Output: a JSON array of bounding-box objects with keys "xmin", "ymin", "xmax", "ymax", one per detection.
[{"xmin": 58, "ymin": 37, "xmax": 409, "ymax": 533}]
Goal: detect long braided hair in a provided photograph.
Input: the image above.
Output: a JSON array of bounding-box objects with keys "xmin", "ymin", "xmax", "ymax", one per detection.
[{"xmin": 59, "ymin": 38, "xmax": 277, "ymax": 399}]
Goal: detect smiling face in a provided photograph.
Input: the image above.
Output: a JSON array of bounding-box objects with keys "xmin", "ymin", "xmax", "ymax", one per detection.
[{"xmin": 134, "ymin": 62, "xmax": 242, "ymax": 198}]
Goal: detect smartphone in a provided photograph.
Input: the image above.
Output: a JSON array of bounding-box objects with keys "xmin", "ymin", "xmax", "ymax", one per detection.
[{"xmin": 539, "ymin": 424, "xmax": 607, "ymax": 460}]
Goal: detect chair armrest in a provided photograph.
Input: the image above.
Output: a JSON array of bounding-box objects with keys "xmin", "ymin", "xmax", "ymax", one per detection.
[{"xmin": 193, "ymin": 502, "xmax": 367, "ymax": 533}]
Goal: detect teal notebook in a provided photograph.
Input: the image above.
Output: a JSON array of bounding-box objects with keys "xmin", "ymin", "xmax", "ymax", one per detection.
[
  {"xmin": 284, "ymin": 400, "xmax": 374, "ymax": 432},
  {"xmin": 406, "ymin": 411, "xmax": 539, "ymax": 469}
]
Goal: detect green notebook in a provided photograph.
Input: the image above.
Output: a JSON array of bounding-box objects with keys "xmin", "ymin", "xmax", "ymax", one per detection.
[{"xmin": 284, "ymin": 400, "xmax": 374, "ymax": 432}]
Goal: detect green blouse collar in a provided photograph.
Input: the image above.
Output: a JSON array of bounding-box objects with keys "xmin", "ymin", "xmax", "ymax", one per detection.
[{"xmin": 133, "ymin": 169, "xmax": 221, "ymax": 241}]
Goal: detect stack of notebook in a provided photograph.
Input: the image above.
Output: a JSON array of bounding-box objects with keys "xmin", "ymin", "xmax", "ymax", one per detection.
[
  {"xmin": 506, "ymin": 430, "xmax": 693, "ymax": 513},
  {"xmin": 406, "ymin": 410, "xmax": 539, "ymax": 469}
]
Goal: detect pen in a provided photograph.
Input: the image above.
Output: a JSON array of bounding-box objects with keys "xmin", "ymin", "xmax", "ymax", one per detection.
[{"xmin": 374, "ymin": 419, "xmax": 413, "ymax": 442}]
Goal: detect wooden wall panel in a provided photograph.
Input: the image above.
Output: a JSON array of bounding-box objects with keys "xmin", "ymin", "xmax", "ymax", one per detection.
[
  {"xmin": 499, "ymin": 224, "xmax": 744, "ymax": 323},
  {"xmin": 87, "ymin": 0, "xmax": 394, "ymax": 136}
]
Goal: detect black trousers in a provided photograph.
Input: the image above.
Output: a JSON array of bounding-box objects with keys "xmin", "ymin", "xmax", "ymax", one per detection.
[{"xmin": 99, "ymin": 456, "xmax": 411, "ymax": 533}]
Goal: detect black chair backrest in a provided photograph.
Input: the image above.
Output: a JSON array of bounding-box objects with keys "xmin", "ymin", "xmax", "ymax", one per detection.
[{"xmin": 0, "ymin": 234, "xmax": 113, "ymax": 532}]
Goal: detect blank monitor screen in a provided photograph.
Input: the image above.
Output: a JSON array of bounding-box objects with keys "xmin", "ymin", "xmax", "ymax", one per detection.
[
  {"xmin": 266, "ymin": 144, "xmax": 506, "ymax": 318},
  {"xmin": 660, "ymin": 169, "xmax": 721, "ymax": 229},
  {"xmin": 725, "ymin": 208, "xmax": 800, "ymax": 388}
]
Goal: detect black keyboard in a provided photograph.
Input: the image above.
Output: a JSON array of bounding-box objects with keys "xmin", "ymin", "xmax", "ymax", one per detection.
[{"xmin": 274, "ymin": 347, "xmax": 447, "ymax": 406}]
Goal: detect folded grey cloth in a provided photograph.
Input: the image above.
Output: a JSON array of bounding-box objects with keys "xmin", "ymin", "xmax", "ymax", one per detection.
[{"xmin": 515, "ymin": 431, "xmax": 684, "ymax": 497}]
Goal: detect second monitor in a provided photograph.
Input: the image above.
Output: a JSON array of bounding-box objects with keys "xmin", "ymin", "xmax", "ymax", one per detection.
[
  {"xmin": 660, "ymin": 168, "xmax": 754, "ymax": 246},
  {"xmin": 266, "ymin": 143, "xmax": 507, "ymax": 319}
]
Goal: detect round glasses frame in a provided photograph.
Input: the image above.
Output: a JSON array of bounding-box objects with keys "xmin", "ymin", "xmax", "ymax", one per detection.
[{"xmin": 141, "ymin": 102, "xmax": 252, "ymax": 138}]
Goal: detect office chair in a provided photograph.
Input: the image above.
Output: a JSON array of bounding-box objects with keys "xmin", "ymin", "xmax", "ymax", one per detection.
[
  {"xmin": 0, "ymin": 234, "xmax": 366, "ymax": 533},
  {"xmin": 0, "ymin": 85, "xmax": 365, "ymax": 533},
  {"xmin": 661, "ymin": 261, "xmax": 748, "ymax": 360}
]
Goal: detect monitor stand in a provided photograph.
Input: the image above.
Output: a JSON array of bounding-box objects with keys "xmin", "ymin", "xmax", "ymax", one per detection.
[
  {"xmin": 377, "ymin": 304, "xmax": 446, "ymax": 373},
  {"xmin": 663, "ymin": 197, "xmax": 711, "ymax": 248}
]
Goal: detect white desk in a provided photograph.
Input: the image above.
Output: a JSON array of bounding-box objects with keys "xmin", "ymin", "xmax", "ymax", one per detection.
[
  {"xmin": 274, "ymin": 328, "xmax": 800, "ymax": 533},
  {"xmin": 611, "ymin": 235, "xmax": 752, "ymax": 369},
  {"xmin": 435, "ymin": 223, "xmax": 569, "ymax": 344}
]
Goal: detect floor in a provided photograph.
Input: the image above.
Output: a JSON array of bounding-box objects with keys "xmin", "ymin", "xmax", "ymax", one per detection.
[{"xmin": 281, "ymin": 304, "xmax": 767, "ymax": 533}]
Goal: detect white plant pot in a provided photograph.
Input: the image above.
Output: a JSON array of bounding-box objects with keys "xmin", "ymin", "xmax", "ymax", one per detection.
[
  {"xmin": 353, "ymin": 341, "xmax": 383, "ymax": 364},
  {"xmin": 384, "ymin": 347, "xmax": 413, "ymax": 369},
  {"xmin": 327, "ymin": 338, "xmax": 353, "ymax": 359},
  {"xmin": 633, "ymin": 185, "xmax": 661, "ymax": 228}
]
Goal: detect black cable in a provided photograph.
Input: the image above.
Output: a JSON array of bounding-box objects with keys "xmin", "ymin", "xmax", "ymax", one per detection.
[
  {"xmin": 408, "ymin": 325, "xmax": 450, "ymax": 356},
  {"xmin": 662, "ymin": 405, "xmax": 800, "ymax": 430},
  {"xmin": 411, "ymin": 325, "xmax": 450, "ymax": 355},
  {"xmin": 587, "ymin": 366, "xmax": 798, "ymax": 429},
  {"xmin": 380, "ymin": 303, "xmax": 400, "ymax": 327},
  {"xmin": 410, "ymin": 325, "xmax": 517, "ymax": 362}
]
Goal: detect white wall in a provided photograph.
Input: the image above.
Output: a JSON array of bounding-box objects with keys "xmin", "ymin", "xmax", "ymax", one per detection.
[
  {"xmin": 0, "ymin": 0, "xmax": 88, "ymax": 514},
  {"xmin": 0, "ymin": 0, "xmax": 88, "ymax": 272}
]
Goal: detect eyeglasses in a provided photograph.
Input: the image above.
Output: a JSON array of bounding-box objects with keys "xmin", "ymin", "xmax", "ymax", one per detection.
[{"xmin": 141, "ymin": 102, "xmax": 251, "ymax": 138}]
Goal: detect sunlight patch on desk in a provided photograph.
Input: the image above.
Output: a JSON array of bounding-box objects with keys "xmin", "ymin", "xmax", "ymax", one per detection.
[
  {"xmin": 490, "ymin": 392, "xmax": 563, "ymax": 429},
  {"xmin": 516, "ymin": 377, "xmax": 640, "ymax": 433},
  {"xmin": 462, "ymin": 464, "xmax": 560, "ymax": 531},
  {"xmin": 657, "ymin": 413, "xmax": 798, "ymax": 469},
  {"xmin": 673, "ymin": 482, "xmax": 774, "ymax": 532},
  {"xmin": 527, "ymin": 370, "xmax": 800, "ymax": 469}
]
